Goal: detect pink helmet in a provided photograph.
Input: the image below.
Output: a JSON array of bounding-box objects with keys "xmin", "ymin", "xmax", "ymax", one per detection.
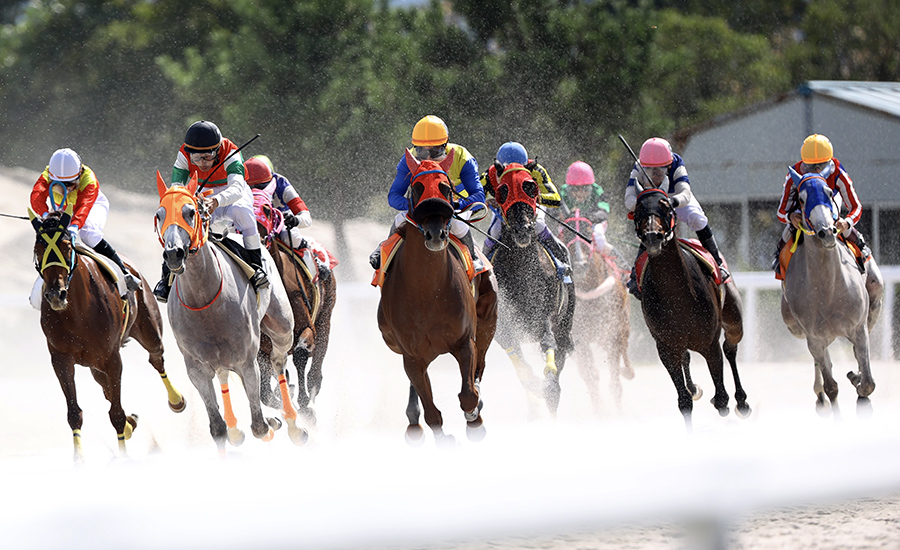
[
  {"xmin": 565, "ymin": 161, "xmax": 595, "ymax": 186},
  {"xmin": 639, "ymin": 137, "xmax": 673, "ymax": 167}
]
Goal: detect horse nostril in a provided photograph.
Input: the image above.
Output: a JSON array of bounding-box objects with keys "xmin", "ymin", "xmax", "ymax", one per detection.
[
  {"xmin": 58, "ymin": 289, "xmax": 66, "ymax": 301},
  {"xmin": 175, "ymin": 248, "xmax": 185, "ymax": 260},
  {"xmin": 818, "ymin": 229, "xmax": 829, "ymax": 239}
]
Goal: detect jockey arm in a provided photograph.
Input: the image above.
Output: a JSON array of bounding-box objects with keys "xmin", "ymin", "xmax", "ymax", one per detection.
[
  {"xmin": 528, "ymin": 161, "xmax": 561, "ymax": 208},
  {"xmin": 273, "ymin": 172, "xmax": 312, "ymax": 227}
]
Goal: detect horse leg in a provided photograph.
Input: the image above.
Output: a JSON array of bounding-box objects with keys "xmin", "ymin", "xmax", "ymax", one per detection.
[
  {"xmin": 129, "ymin": 287, "xmax": 185, "ymax": 412},
  {"xmin": 574, "ymin": 340, "xmax": 602, "ymax": 414},
  {"xmin": 474, "ymin": 272, "xmax": 498, "ymax": 385},
  {"xmin": 723, "ymin": 339, "xmax": 751, "ymax": 418},
  {"xmin": 658, "ymin": 343, "xmax": 693, "ymax": 430},
  {"xmin": 847, "ymin": 324, "xmax": 876, "ymax": 400},
  {"xmin": 865, "ymin": 258, "xmax": 884, "ymax": 332},
  {"xmin": 403, "ymin": 355, "xmax": 452, "ymax": 446},
  {"xmin": 238, "ymin": 360, "xmax": 280, "ymax": 443},
  {"xmin": 187, "ymin": 366, "xmax": 230, "ymax": 453},
  {"xmin": 451, "ymin": 339, "xmax": 482, "ymax": 426},
  {"xmin": 808, "ymin": 338, "xmax": 838, "ymax": 416},
  {"xmin": 50, "ymin": 352, "xmax": 84, "ymax": 463},
  {"xmin": 88, "ymin": 356, "xmax": 133, "ymax": 455},
  {"xmin": 405, "ymin": 384, "xmax": 424, "ymax": 444},
  {"xmin": 781, "ymin": 292, "xmax": 805, "ymax": 339},
  {"xmin": 700, "ymin": 341, "xmax": 730, "ymax": 417},
  {"xmin": 682, "ymin": 351, "xmax": 703, "ymax": 401},
  {"xmin": 540, "ymin": 319, "xmax": 562, "ymax": 415},
  {"xmin": 257, "ymin": 334, "xmax": 281, "ymax": 410},
  {"xmin": 293, "ymin": 346, "xmax": 312, "ymax": 416}
]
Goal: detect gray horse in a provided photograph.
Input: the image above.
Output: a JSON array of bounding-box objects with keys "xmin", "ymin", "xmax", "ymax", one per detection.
[
  {"xmin": 780, "ymin": 168, "xmax": 884, "ymax": 416},
  {"xmin": 155, "ymin": 174, "xmax": 301, "ymax": 453}
]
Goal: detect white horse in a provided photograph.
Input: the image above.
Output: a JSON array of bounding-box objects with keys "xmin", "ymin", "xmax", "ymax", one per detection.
[
  {"xmin": 155, "ymin": 172, "xmax": 303, "ymax": 453},
  {"xmin": 780, "ymin": 168, "xmax": 884, "ymax": 416}
]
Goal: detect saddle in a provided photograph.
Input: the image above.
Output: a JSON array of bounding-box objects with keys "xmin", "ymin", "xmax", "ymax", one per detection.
[
  {"xmin": 75, "ymin": 243, "xmax": 131, "ymax": 299},
  {"xmin": 371, "ymin": 233, "xmax": 490, "ymax": 288},
  {"xmin": 634, "ymin": 238, "xmax": 728, "ymax": 291}
]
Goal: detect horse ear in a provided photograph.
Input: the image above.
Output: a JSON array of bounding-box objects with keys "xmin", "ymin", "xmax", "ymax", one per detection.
[
  {"xmin": 404, "ymin": 148, "xmax": 421, "ymax": 173},
  {"xmin": 156, "ymin": 170, "xmax": 168, "ymax": 198},
  {"xmin": 438, "ymin": 148, "xmax": 456, "ymax": 172},
  {"xmin": 187, "ymin": 172, "xmax": 199, "ymax": 195},
  {"xmin": 788, "ymin": 166, "xmax": 802, "ymax": 187},
  {"xmin": 27, "ymin": 207, "xmax": 41, "ymax": 232}
]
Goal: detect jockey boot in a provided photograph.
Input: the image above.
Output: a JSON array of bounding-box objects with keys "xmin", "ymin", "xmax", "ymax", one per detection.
[
  {"xmin": 93, "ymin": 239, "xmax": 141, "ymax": 291},
  {"xmin": 243, "ymin": 247, "xmax": 270, "ymax": 291},
  {"xmin": 153, "ymin": 263, "xmax": 172, "ymax": 303},
  {"xmin": 317, "ymin": 260, "xmax": 332, "ymax": 282},
  {"xmin": 369, "ymin": 223, "xmax": 398, "ymax": 270},
  {"xmin": 845, "ymin": 227, "xmax": 870, "ymax": 272},
  {"xmin": 625, "ymin": 245, "xmax": 643, "ymax": 300},
  {"xmin": 482, "ymin": 237, "xmax": 498, "ymax": 261},
  {"xmin": 537, "ymin": 226, "xmax": 572, "ymax": 281},
  {"xmin": 772, "ymin": 238, "xmax": 786, "ymax": 272},
  {"xmin": 459, "ymin": 231, "xmax": 485, "ymax": 272},
  {"xmin": 696, "ymin": 226, "xmax": 730, "ymax": 283}
]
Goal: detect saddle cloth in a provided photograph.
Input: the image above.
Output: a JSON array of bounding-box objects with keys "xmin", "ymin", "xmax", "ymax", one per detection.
[
  {"xmin": 635, "ymin": 238, "xmax": 727, "ymax": 291},
  {"xmin": 371, "ymin": 233, "xmax": 491, "ymax": 288}
]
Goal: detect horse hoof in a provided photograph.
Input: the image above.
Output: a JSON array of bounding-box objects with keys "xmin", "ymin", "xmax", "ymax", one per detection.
[
  {"xmin": 622, "ymin": 366, "xmax": 635, "ymax": 380},
  {"xmin": 717, "ymin": 406, "xmax": 730, "ymax": 417},
  {"xmin": 847, "ymin": 370, "xmax": 860, "ymax": 386},
  {"xmin": 168, "ymin": 397, "xmax": 186, "ymax": 413},
  {"xmin": 735, "ymin": 402, "xmax": 752, "ymax": 419},
  {"xmin": 405, "ymin": 424, "xmax": 425, "ymax": 447},
  {"xmin": 691, "ymin": 386, "xmax": 703, "ymax": 401},
  {"xmin": 262, "ymin": 428, "xmax": 275, "ymax": 442},
  {"xmin": 435, "ymin": 434, "xmax": 457, "ymax": 449},
  {"xmin": 124, "ymin": 414, "xmax": 139, "ymax": 440},
  {"xmin": 466, "ymin": 422, "xmax": 486, "ymax": 442},
  {"xmin": 857, "ymin": 397, "xmax": 874, "ymax": 419},
  {"xmin": 227, "ymin": 426, "xmax": 245, "ymax": 447},
  {"xmin": 287, "ymin": 419, "xmax": 309, "ymax": 445},
  {"xmin": 815, "ymin": 394, "xmax": 830, "ymax": 418}
]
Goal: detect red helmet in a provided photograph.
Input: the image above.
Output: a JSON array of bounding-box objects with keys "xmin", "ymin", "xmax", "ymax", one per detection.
[
  {"xmin": 244, "ymin": 157, "xmax": 273, "ymax": 188},
  {"xmin": 639, "ymin": 137, "xmax": 673, "ymax": 167},
  {"xmin": 565, "ymin": 161, "xmax": 595, "ymax": 186}
]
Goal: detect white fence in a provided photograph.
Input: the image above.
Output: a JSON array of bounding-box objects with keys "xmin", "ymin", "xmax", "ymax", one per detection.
[{"xmin": 734, "ymin": 266, "xmax": 900, "ymax": 363}]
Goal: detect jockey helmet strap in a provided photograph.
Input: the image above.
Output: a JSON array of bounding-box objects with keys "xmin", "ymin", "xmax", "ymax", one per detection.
[{"xmin": 157, "ymin": 185, "xmax": 208, "ymax": 252}]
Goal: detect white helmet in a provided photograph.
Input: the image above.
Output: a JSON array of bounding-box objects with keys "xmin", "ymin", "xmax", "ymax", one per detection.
[{"xmin": 48, "ymin": 148, "xmax": 82, "ymax": 182}]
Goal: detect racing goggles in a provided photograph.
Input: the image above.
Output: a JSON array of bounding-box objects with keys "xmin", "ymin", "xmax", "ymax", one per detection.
[
  {"xmin": 190, "ymin": 150, "xmax": 219, "ymax": 164},
  {"xmin": 414, "ymin": 145, "xmax": 446, "ymax": 161}
]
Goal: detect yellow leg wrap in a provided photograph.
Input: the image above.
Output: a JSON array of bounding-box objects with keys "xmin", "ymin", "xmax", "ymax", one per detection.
[
  {"xmin": 221, "ymin": 383, "xmax": 238, "ymax": 429},
  {"xmin": 123, "ymin": 421, "xmax": 134, "ymax": 440},
  {"xmin": 160, "ymin": 372, "xmax": 183, "ymax": 407},
  {"xmin": 73, "ymin": 429, "xmax": 84, "ymax": 460},
  {"xmin": 544, "ymin": 349, "xmax": 558, "ymax": 376},
  {"xmin": 278, "ymin": 374, "xmax": 297, "ymax": 421},
  {"xmin": 506, "ymin": 348, "xmax": 529, "ymax": 374}
]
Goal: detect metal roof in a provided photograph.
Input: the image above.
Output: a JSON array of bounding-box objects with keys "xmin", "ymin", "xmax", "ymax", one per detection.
[{"xmin": 804, "ymin": 80, "xmax": 900, "ymax": 118}]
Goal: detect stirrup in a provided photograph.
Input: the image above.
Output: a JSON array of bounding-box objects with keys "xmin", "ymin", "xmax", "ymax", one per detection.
[
  {"xmin": 317, "ymin": 263, "xmax": 331, "ymax": 281},
  {"xmin": 153, "ymin": 279, "xmax": 170, "ymax": 304},
  {"xmin": 124, "ymin": 272, "xmax": 141, "ymax": 292},
  {"xmin": 626, "ymin": 274, "xmax": 641, "ymax": 301},
  {"xmin": 718, "ymin": 265, "xmax": 731, "ymax": 283},
  {"xmin": 249, "ymin": 269, "xmax": 270, "ymax": 290},
  {"xmin": 369, "ymin": 250, "xmax": 381, "ymax": 270}
]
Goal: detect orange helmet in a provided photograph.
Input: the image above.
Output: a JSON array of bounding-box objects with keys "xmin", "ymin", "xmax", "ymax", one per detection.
[
  {"xmin": 411, "ymin": 115, "xmax": 449, "ymax": 146},
  {"xmin": 801, "ymin": 134, "xmax": 833, "ymax": 164},
  {"xmin": 244, "ymin": 157, "xmax": 273, "ymax": 187}
]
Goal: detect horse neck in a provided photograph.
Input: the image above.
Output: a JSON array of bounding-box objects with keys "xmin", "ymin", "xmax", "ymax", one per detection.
[
  {"xmin": 401, "ymin": 229, "xmax": 456, "ymax": 281},
  {"xmin": 177, "ymin": 243, "xmax": 227, "ymax": 300},
  {"xmin": 648, "ymin": 237, "xmax": 693, "ymax": 284},
  {"xmin": 795, "ymin": 235, "xmax": 845, "ymax": 281}
]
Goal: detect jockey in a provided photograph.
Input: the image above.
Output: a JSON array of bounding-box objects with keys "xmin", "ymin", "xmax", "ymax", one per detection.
[
  {"xmin": 30, "ymin": 148, "xmax": 141, "ymax": 292},
  {"xmin": 153, "ymin": 120, "xmax": 268, "ymax": 303},
  {"xmin": 480, "ymin": 141, "xmax": 570, "ymax": 278},
  {"xmin": 560, "ymin": 160, "xmax": 626, "ymax": 265},
  {"xmin": 624, "ymin": 137, "xmax": 730, "ymax": 299},
  {"xmin": 368, "ymin": 115, "xmax": 485, "ymax": 270},
  {"xmin": 244, "ymin": 155, "xmax": 332, "ymax": 280},
  {"xmin": 773, "ymin": 134, "xmax": 871, "ymax": 271}
]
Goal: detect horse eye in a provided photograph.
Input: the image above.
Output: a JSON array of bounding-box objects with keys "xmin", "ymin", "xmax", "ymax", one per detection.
[
  {"xmin": 497, "ymin": 185, "xmax": 509, "ymax": 204},
  {"xmin": 523, "ymin": 180, "xmax": 538, "ymax": 198},
  {"xmin": 440, "ymin": 183, "xmax": 452, "ymax": 199},
  {"xmin": 155, "ymin": 207, "xmax": 166, "ymax": 229},
  {"xmin": 181, "ymin": 203, "xmax": 195, "ymax": 226}
]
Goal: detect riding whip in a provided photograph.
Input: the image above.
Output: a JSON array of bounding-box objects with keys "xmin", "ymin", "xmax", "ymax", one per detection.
[
  {"xmin": 537, "ymin": 204, "xmax": 592, "ymax": 243},
  {"xmin": 197, "ymin": 133, "xmax": 261, "ymax": 194},
  {"xmin": 618, "ymin": 134, "xmax": 650, "ymax": 194},
  {"xmin": 0, "ymin": 212, "xmax": 28, "ymax": 220}
]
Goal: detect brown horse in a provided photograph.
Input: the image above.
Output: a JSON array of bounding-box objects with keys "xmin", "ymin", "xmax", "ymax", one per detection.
[
  {"xmin": 376, "ymin": 149, "xmax": 498, "ymax": 446},
  {"xmin": 254, "ymin": 194, "xmax": 337, "ymax": 425},
  {"xmin": 632, "ymin": 188, "xmax": 750, "ymax": 430},
  {"xmin": 30, "ymin": 209, "xmax": 185, "ymax": 462},
  {"xmin": 563, "ymin": 210, "xmax": 633, "ymax": 412}
]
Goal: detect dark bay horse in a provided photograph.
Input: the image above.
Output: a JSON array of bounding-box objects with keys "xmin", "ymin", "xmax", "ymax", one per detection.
[
  {"xmin": 632, "ymin": 188, "xmax": 750, "ymax": 429},
  {"xmin": 490, "ymin": 163, "xmax": 575, "ymax": 415},
  {"xmin": 564, "ymin": 210, "xmax": 633, "ymax": 411},
  {"xmin": 780, "ymin": 168, "xmax": 884, "ymax": 416},
  {"xmin": 253, "ymin": 193, "xmax": 337, "ymax": 425},
  {"xmin": 30, "ymin": 209, "xmax": 185, "ymax": 462},
  {"xmin": 155, "ymin": 172, "xmax": 302, "ymax": 453},
  {"xmin": 376, "ymin": 149, "xmax": 498, "ymax": 445}
]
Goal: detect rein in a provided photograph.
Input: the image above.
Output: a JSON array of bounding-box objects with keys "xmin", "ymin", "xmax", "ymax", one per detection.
[{"xmin": 175, "ymin": 250, "xmax": 225, "ymax": 311}]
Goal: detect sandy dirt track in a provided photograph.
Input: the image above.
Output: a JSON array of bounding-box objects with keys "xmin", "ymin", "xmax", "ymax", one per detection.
[{"xmin": 2, "ymin": 167, "xmax": 900, "ymax": 549}]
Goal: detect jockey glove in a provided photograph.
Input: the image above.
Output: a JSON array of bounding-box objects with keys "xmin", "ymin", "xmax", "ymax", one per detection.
[
  {"xmin": 67, "ymin": 224, "xmax": 79, "ymax": 241},
  {"xmin": 284, "ymin": 212, "xmax": 300, "ymax": 229},
  {"xmin": 669, "ymin": 196, "xmax": 680, "ymax": 208},
  {"xmin": 524, "ymin": 159, "xmax": 538, "ymax": 171}
]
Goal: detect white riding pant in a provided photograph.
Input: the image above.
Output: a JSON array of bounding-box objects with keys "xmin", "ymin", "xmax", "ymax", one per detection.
[
  {"xmin": 207, "ymin": 185, "xmax": 261, "ymax": 250},
  {"xmin": 674, "ymin": 199, "xmax": 709, "ymax": 232},
  {"xmin": 76, "ymin": 191, "xmax": 109, "ymax": 248}
]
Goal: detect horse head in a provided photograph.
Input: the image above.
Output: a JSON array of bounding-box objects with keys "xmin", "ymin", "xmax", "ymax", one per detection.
[
  {"xmin": 496, "ymin": 162, "xmax": 538, "ymax": 248},
  {"xmin": 633, "ymin": 188, "xmax": 676, "ymax": 256},
  {"xmin": 29, "ymin": 209, "xmax": 75, "ymax": 310},
  {"xmin": 155, "ymin": 171, "xmax": 209, "ymax": 274},
  {"xmin": 252, "ymin": 186, "xmax": 284, "ymax": 246},
  {"xmin": 789, "ymin": 166, "xmax": 838, "ymax": 248},
  {"xmin": 563, "ymin": 210, "xmax": 594, "ymax": 279},
  {"xmin": 404, "ymin": 148, "xmax": 456, "ymax": 252}
]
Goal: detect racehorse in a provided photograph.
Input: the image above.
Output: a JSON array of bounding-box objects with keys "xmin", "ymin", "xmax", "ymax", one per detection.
[
  {"xmin": 253, "ymin": 192, "xmax": 337, "ymax": 425},
  {"xmin": 563, "ymin": 210, "xmax": 633, "ymax": 412},
  {"xmin": 780, "ymin": 168, "xmax": 884, "ymax": 416},
  {"xmin": 489, "ymin": 163, "xmax": 575, "ymax": 415},
  {"xmin": 376, "ymin": 149, "xmax": 498, "ymax": 445},
  {"xmin": 632, "ymin": 188, "xmax": 750, "ymax": 429},
  {"xmin": 155, "ymin": 172, "xmax": 303, "ymax": 453},
  {"xmin": 30, "ymin": 209, "xmax": 185, "ymax": 463}
]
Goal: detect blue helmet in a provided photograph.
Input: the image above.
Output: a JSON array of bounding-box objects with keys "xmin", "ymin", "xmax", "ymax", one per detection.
[{"xmin": 496, "ymin": 142, "xmax": 528, "ymax": 166}]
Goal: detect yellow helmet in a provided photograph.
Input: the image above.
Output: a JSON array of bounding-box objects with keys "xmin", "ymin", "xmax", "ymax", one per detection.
[
  {"xmin": 411, "ymin": 115, "xmax": 449, "ymax": 146},
  {"xmin": 801, "ymin": 134, "xmax": 833, "ymax": 164}
]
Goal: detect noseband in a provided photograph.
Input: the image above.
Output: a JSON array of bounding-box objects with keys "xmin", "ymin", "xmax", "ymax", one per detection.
[{"xmin": 634, "ymin": 189, "xmax": 676, "ymax": 247}]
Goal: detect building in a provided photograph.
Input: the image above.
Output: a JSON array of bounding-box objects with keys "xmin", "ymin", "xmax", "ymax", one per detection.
[{"xmin": 674, "ymin": 80, "xmax": 900, "ymax": 269}]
